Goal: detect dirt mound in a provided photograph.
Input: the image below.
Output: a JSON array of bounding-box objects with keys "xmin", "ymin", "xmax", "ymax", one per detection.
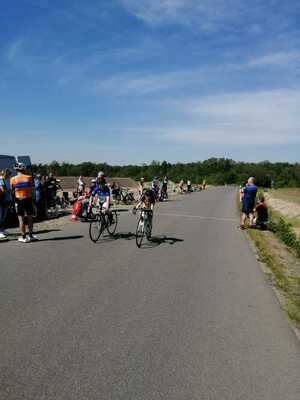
[
  {"xmin": 58, "ymin": 176, "xmax": 138, "ymax": 191},
  {"xmin": 265, "ymin": 193, "xmax": 300, "ymax": 219}
]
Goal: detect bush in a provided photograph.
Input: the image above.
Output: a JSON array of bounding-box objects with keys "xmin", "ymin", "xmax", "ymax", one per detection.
[{"xmin": 269, "ymin": 218, "xmax": 300, "ymax": 257}]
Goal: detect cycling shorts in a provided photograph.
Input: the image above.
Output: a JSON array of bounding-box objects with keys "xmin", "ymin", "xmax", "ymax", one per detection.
[{"xmin": 15, "ymin": 198, "xmax": 34, "ymax": 217}]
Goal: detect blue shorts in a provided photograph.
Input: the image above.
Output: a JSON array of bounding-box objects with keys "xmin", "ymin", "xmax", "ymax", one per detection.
[{"xmin": 242, "ymin": 202, "xmax": 255, "ymax": 216}]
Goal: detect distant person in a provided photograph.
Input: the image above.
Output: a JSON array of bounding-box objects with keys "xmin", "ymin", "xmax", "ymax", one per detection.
[
  {"xmin": 111, "ymin": 181, "xmax": 120, "ymax": 200},
  {"xmin": 202, "ymin": 179, "xmax": 206, "ymax": 190},
  {"xmin": 254, "ymin": 195, "xmax": 269, "ymax": 230},
  {"xmin": 34, "ymin": 174, "xmax": 45, "ymax": 219},
  {"xmin": 45, "ymin": 172, "xmax": 59, "ymax": 208},
  {"xmin": 239, "ymin": 180, "xmax": 248, "ymax": 203},
  {"xmin": 240, "ymin": 177, "xmax": 257, "ymax": 229},
  {"xmin": 77, "ymin": 176, "xmax": 86, "ymax": 196},
  {"xmin": 139, "ymin": 177, "xmax": 145, "ymax": 197},
  {"xmin": 178, "ymin": 179, "xmax": 184, "ymax": 194},
  {"xmin": 187, "ymin": 179, "xmax": 192, "ymax": 192},
  {"xmin": 160, "ymin": 176, "xmax": 168, "ymax": 200},
  {"xmin": 151, "ymin": 177, "xmax": 159, "ymax": 200},
  {"xmin": 0, "ymin": 169, "xmax": 11, "ymax": 240},
  {"xmin": 10, "ymin": 163, "xmax": 38, "ymax": 242}
]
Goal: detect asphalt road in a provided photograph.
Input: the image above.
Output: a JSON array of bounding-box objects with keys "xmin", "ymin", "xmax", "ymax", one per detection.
[{"xmin": 1, "ymin": 187, "xmax": 300, "ymax": 400}]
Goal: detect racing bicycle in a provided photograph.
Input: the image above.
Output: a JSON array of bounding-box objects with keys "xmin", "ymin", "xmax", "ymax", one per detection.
[
  {"xmin": 89, "ymin": 204, "xmax": 118, "ymax": 243},
  {"xmin": 135, "ymin": 208, "xmax": 153, "ymax": 248}
]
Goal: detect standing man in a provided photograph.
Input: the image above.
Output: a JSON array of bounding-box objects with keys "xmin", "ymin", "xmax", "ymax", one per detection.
[
  {"xmin": 10, "ymin": 162, "xmax": 38, "ymax": 242},
  {"xmin": 240, "ymin": 177, "xmax": 257, "ymax": 229},
  {"xmin": 76, "ymin": 175, "xmax": 85, "ymax": 196},
  {"xmin": 0, "ymin": 169, "xmax": 11, "ymax": 240}
]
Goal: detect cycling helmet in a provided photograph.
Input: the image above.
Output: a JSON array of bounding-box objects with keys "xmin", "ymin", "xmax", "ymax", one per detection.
[
  {"xmin": 14, "ymin": 162, "xmax": 26, "ymax": 172},
  {"xmin": 144, "ymin": 189, "xmax": 153, "ymax": 197},
  {"xmin": 98, "ymin": 171, "xmax": 104, "ymax": 178}
]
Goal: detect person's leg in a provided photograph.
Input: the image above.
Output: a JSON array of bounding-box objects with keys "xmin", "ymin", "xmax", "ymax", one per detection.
[
  {"xmin": 0, "ymin": 205, "xmax": 5, "ymax": 233},
  {"xmin": 249, "ymin": 213, "xmax": 255, "ymax": 226},
  {"xmin": 27, "ymin": 215, "xmax": 33, "ymax": 235},
  {"xmin": 18, "ymin": 216, "xmax": 26, "ymax": 237},
  {"xmin": 240, "ymin": 212, "xmax": 247, "ymax": 228}
]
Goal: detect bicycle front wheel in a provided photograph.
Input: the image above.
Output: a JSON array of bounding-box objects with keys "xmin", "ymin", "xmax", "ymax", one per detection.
[
  {"xmin": 136, "ymin": 217, "xmax": 145, "ymax": 248},
  {"xmin": 107, "ymin": 211, "xmax": 118, "ymax": 236},
  {"xmin": 89, "ymin": 214, "xmax": 105, "ymax": 243}
]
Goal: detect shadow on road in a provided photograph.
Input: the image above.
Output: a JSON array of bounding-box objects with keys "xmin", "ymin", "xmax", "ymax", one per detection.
[
  {"xmin": 36, "ymin": 235, "xmax": 84, "ymax": 242},
  {"xmin": 34, "ymin": 229, "xmax": 62, "ymax": 234},
  {"xmin": 141, "ymin": 235, "xmax": 184, "ymax": 248}
]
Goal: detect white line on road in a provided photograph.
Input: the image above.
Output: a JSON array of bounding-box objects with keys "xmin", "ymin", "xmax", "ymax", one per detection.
[{"xmin": 156, "ymin": 212, "xmax": 238, "ymax": 223}]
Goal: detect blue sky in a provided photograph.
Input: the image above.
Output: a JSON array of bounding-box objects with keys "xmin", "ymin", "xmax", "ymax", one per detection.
[{"xmin": 1, "ymin": 0, "xmax": 300, "ymax": 164}]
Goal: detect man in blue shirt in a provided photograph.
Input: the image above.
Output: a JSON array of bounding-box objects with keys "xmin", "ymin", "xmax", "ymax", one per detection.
[
  {"xmin": 240, "ymin": 177, "xmax": 257, "ymax": 229},
  {"xmin": 88, "ymin": 172, "xmax": 113, "ymax": 222}
]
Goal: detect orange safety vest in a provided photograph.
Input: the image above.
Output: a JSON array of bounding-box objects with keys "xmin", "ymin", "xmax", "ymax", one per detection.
[{"xmin": 10, "ymin": 174, "xmax": 33, "ymax": 199}]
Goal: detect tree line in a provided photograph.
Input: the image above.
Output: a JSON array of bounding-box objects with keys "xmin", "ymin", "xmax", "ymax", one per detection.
[{"xmin": 32, "ymin": 158, "xmax": 300, "ymax": 188}]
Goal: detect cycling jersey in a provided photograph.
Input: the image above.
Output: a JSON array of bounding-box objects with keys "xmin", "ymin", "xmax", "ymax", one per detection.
[
  {"xmin": 10, "ymin": 174, "xmax": 33, "ymax": 200},
  {"xmin": 91, "ymin": 184, "xmax": 110, "ymax": 203},
  {"xmin": 140, "ymin": 192, "xmax": 155, "ymax": 209}
]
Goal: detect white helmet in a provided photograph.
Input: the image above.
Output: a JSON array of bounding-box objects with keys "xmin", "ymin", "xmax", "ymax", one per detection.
[
  {"xmin": 14, "ymin": 162, "xmax": 26, "ymax": 171},
  {"xmin": 97, "ymin": 171, "xmax": 104, "ymax": 178}
]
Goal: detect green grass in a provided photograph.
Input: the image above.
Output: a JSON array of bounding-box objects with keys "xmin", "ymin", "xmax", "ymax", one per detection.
[
  {"xmin": 269, "ymin": 188, "xmax": 300, "ymax": 206},
  {"xmin": 248, "ymin": 229, "xmax": 300, "ymax": 326}
]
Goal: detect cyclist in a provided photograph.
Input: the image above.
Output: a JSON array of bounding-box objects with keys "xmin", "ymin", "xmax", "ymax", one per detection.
[
  {"xmin": 151, "ymin": 177, "xmax": 159, "ymax": 201},
  {"xmin": 10, "ymin": 162, "xmax": 38, "ymax": 242},
  {"xmin": 160, "ymin": 176, "xmax": 168, "ymax": 200},
  {"xmin": 134, "ymin": 188, "xmax": 155, "ymax": 212},
  {"xmin": 138, "ymin": 177, "xmax": 145, "ymax": 197},
  {"xmin": 89, "ymin": 173, "xmax": 113, "ymax": 223},
  {"xmin": 134, "ymin": 189, "xmax": 155, "ymax": 240}
]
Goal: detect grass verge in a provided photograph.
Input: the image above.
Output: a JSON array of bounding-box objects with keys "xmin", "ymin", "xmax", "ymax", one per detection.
[{"xmin": 248, "ymin": 229, "xmax": 300, "ymax": 328}]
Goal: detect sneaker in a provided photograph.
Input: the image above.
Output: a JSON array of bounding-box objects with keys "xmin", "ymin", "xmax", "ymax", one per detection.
[
  {"xmin": 28, "ymin": 235, "xmax": 39, "ymax": 242},
  {"xmin": 0, "ymin": 232, "xmax": 7, "ymax": 239},
  {"xmin": 18, "ymin": 236, "xmax": 29, "ymax": 243}
]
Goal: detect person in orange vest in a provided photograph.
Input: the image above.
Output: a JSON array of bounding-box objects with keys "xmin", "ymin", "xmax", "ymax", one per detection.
[{"xmin": 10, "ymin": 162, "xmax": 38, "ymax": 243}]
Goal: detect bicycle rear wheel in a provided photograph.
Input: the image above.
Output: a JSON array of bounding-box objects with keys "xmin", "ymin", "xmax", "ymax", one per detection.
[
  {"xmin": 89, "ymin": 214, "xmax": 105, "ymax": 243},
  {"xmin": 145, "ymin": 220, "xmax": 152, "ymax": 240},
  {"xmin": 106, "ymin": 211, "xmax": 118, "ymax": 236},
  {"xmin": 136, "ymin": 217, "xmax": 145, "ymax": 248}
]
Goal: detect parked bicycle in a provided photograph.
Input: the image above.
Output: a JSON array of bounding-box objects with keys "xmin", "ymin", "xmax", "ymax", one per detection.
[
  {"xmin": 114, "ymin": 187, "xmax": 135, "ymax": 204},
  {"xmin": 135, "ymin": 208, "xmax": 153, "ymax": 248}
]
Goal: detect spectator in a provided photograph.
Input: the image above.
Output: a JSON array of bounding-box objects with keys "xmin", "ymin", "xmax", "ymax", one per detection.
[
  {"xmin": 254, "ymin": 195, "xmax": 269, "ymax": 230},
  {"xmin": 45, "ymin": 172, "xmax": 58, "ymax": 208},
  {"xmin": 139, "ymin": 177, "xmax": 145, "ymax": 197},
  {"xmin": 178, "ymin": 179, "xmax": 184, "ymax": 194},
  {"xmin": 77, "ymin": 175, "xmax": 85, "ymax": 196},
  {"xmin": 111, "ymin": 181, "xmax": 120, "ymax": 200},
  {"xmin": 187, "ymin": 179, "xmax": 192, "ymax": 192},
  {"xmin": 0, "ymin": 169, "xmax": 11, "ymax": 240},
  {"xmin": 34, "ymin": 174, "xmax": 46, "ymax": 219},
  {"xmin": 240, "ymin": 177, "xmax": 257, "ymax": 229},
  {"xmin": 10, "ymin": 163, "xmax": 38, "ymax": 242}
]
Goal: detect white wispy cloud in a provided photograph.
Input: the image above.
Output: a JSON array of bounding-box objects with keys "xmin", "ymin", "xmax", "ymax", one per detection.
[
  {"xmin": 6, "ymin": 38, "xmax": 25, "ymax": 63},
  {"xmin": 248, "ymin": 51, "xmax": 300, "ymax": 67},
  {"xmin": 158, "ymin": 89, "xmax": 300, "ymax": 145},
  {"xmin": 120, "ymin": 0, "xmax": 271, "ymax": 32},
  {"xmin": 95, "ymin": 68, "xmax": 205, "ymax": 95},
  {"xmin": 120, "ymin": 0, "xmax": 232, "ymax": 29}
]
